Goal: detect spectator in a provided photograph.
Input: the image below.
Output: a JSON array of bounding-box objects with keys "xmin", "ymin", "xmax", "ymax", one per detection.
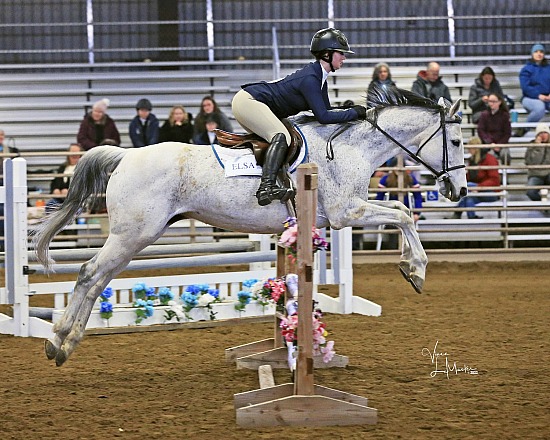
[
  {"xmin": 525, "ymin": 123, "xmax": 550, "ymax": 201},
  {"xmin": 77, "ymin": 98, "xmax": 121, "ymax": 150},
  {"xmin": 453, "ymin": 138, "xmax": 500, "ymax": 219},
  {"xmin": 159, "ymin": 105, "xmax": 194, "ymax": 143},
  {"xmin": 193, "ymin": 96, "xmax": 232, "ymax": 144},
  {"xmin": 193, "ymin": 114, "xmax": 219, "ymax": 145},
  {"xmin": 0, "ymin": 128, "xmax": 19, "ymax": 161},
  {"xmin": 128, "ymin": 98, "xmax": 159, "ymax": 148},
  {"xmin": 519, "ymin": 44, "xmax": 550, "ymax": 131},
  {"xmin": 468, "ymin": 66, "xmax": 506, "ymax": 123},
  {"xmin": 411, "ymin": 61, "xmax": 451, "ymax": 102},
  {"xmin": 477, "ymin": 93, "xmax": 512, "ymax": 165},
  {"xmin": 45, "ymin": 143, "xmax": 84, "ymax": 213},
  {"xmin": 368, "ymin": 62, "xmax": 396, "ymax": 93}
]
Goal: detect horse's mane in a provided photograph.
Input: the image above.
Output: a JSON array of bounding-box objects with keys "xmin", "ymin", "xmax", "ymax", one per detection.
[{"xmin": 366, "ymin": 84, "xmax": 441, "ymax": 111}]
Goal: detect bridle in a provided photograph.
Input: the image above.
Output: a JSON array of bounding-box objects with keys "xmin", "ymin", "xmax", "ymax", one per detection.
[{"xmin": 364, "ymin": 107, "xmax": 465, "ymax": 184}]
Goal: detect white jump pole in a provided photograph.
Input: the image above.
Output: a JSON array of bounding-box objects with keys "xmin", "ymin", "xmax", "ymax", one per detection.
[{"xmin": 0, "ymin": 158, "xmax": 52, "ymax": 338}]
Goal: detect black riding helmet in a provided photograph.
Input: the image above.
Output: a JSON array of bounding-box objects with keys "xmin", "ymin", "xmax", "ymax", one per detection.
[{"xmin": 310, "ymin": 28, "xmax": 353, "ymax": 72}]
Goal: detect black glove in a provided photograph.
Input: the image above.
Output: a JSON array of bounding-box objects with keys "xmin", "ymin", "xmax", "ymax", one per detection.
[{"xmin": 352, "ymin": 105, "xmax": 367, "ymax": 120}]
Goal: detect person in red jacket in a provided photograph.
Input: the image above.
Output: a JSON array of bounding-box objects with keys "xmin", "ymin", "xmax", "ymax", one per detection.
[
  {"xmin": 454, "ymin": 138, "xmax": 501, "ymax": 219},
  {"xmin": 477, "ymin": 93, "xmax": 512, "ymax": 165}
]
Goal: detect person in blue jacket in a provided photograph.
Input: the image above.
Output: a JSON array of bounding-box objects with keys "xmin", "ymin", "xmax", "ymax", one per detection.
[
  {"xmin": 232, "ymin": 28, "xmax": 367, "ymax": 206},
  {"xmin": 520, "ymin": 44, "xmax": 550, "ymax": 125},
  {"xmin": 129, "ymin": 98, "xmax": 160, "ymax": 148}
]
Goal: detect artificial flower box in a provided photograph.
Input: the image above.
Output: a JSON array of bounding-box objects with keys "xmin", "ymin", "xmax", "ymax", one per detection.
[{"xmin": 52, "ymin": 300, "xmax": 276, "ymax": 329}]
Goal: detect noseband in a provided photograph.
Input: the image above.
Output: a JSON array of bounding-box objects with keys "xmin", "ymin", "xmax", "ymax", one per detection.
[{"xmin": 366, "ymin": 108, "xmax": 465, "ymax": 183}]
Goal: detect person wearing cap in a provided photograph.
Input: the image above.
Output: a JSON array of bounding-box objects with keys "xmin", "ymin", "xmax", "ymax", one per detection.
[
  {"xmin": 519, "ymin": 44, "xmax": 550, "ymax": 129},
  {"xmin": 77, "ymin": 98, "xmax": 121, "ymax": 150},
  {"xmin": 525, "ymin": 123, "xmax": 550, "ymax": 202},
  {"xmin": 129, "ymin": 98, "xmax": 159, "ymax": 148},
  {"xmin": 232, "ymin": 28, "xmax": 366, "ymax": 206}
]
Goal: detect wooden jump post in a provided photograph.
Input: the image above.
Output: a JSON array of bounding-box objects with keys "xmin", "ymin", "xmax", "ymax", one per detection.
[{"xmin": 233, "ymin": 163, "xmax": 377, "ymax": 427}]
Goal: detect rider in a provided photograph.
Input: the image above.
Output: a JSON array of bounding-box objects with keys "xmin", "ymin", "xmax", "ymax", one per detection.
[{"xmin": 232, "ymin": 28, "xmax": 367, "ymax": 206}]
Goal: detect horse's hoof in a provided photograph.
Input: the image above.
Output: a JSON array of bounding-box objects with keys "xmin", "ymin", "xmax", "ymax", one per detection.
[
  {"xmin": 398, "ymin": 262, "xmax": 411, "ymax": 282},
  {"xmin": 55, "ymin": 349, "xmax": 69, "ymax": 367},
  {"xmin": 45, "ymin": 340, "xmax": 58, "ymax": 360},
  {"xmin": 409, "ymin": 275, "xmax": 424, "ymax": 294}
]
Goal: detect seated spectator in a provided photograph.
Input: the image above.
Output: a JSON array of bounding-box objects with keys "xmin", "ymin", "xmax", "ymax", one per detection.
[
  {"xmin": 194, "ymin": 114, "xmax": 219, "ymax": 145},
  {"xmin": 0, "ymin": 128, "xmax": 19, "ymax": 160},
  {"xmin": 159, "ymin": 105, "xmax": 194, "ymax": 143},
  {"xmin": 193, "ymin": 96, "xmax": 232, "ymax": 144},
  {"xmin": 411, "ymin": 62, "xmax": 451, "ymax": 102},
  {"xmin": 525, "ymin": 123, "xmax": 550, "ymax": 201},
  {"xmin": 129, "ymin": 98, "xmax": 159, "ymax": 148},
  {"xmin": 77, "ymin": 98, "xmax": 121, "ymax": 150},
  {"xmin": 454, "ymin": 138, "xmax": 500, "ymax": 219},
  {"xmin": 468, "ymin": 66, "xmax": 506, "ymax": 123},
  {"xmin": 368, "ymin": 62, "xmax": 396, "ymax": 93},
  {"xmin": 45, "ymin": 143, "xmax": 84, "ymax": 213},
  {"xmin": 519, "ymin": 44, "xmax": 550, "ymax": 132},
  {"xmin": 477, "ymin": 93, "xmax": 512, "ymax": 165}
]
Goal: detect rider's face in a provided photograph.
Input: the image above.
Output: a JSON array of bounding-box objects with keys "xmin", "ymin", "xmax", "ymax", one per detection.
[{"xmin": 331, "ymin": 51, "xmax": 346, "ymax": 70}]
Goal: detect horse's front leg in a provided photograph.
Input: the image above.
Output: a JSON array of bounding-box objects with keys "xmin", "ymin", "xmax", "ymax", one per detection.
[
  {"xmin": 368, "ymin": 200, "xmax": 415, "ymax": 282},
  {"xmin": 328, "ymin": 200, "xmax": 427, "ymax": 293}
]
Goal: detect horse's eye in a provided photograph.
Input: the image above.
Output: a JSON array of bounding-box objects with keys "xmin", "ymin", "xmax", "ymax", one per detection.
[{"xmin": 451, "ymin": 140, "xmax": 461, "ymax": 147}]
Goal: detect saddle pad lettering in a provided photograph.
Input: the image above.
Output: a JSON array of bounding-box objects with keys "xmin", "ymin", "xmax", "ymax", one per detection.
[{"xmin": 211, "ymin": 125, "xmax": 308, "ymax": 178}]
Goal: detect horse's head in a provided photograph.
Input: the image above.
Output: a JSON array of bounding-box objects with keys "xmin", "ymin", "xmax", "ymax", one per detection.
[
  {"xmin": 366, "ymin": 86, "xmax": 467, "ymax": 202},
  {"xmin": 431, "ymin": 97, "xmax": 468, "ymax": 202}
]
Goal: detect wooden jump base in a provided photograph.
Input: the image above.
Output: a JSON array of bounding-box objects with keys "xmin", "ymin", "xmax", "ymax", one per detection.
[{"xmin": 231, "ymin": 164, "xmax": 377, "ymax": 427}]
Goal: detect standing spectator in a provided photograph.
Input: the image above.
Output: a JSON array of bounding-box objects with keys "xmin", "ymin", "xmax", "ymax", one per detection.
[
  {"xmin": 411, "ymin": 61, "xmax": 451, "ymax": 102},
  {"xmin": 468, "ymin": 66, "xmax": 506, "ymax": 123},
  {"xmin": 193, "ymin": 115, "xmax": 219, "ymax": 145},
  {"xmin": 368, "ymin": 62, "xmax": 396, "ymax": 93},
  {"xmin": 193, "ymin": 96, "xmax": 232, "ymax": 144},
  {"xmin": 45, "ymin": 143, "xmax": 84, "ymax": 212},
  {"xmin": 77, "ymin": 98, "xmax": 121, "ymax": 150},
  {"xmin": 454, "ymin": 139, "xmax": 500, "ymax": 219},
  {"xmin": 128, "ymin": 98, "xmax": 159, "ymax": 148},
  {"xmin": 519, "ymin": 44, "xmax": 550, "ymax": 129},
  {"xmin": 525, "ymin": 123, "xmax": 550, "ymax": 201},
  {"xmin": 159, "ymin": 105, "xmax": 194, "ymax": 143},
  {"xmin": 477, "ymin": 93, "xmax": 512, "ymax": 165}
]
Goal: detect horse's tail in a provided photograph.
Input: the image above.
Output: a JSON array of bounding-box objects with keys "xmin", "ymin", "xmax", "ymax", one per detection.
[{"xmin": 32, "ymin": 146, "xmax": 128, "ymax": 272}]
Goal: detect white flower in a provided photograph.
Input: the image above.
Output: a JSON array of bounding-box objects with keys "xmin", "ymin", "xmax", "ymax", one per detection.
[
  {"xmin": 251, "ymin": 281, "xmax": 264, "ymax": 296},
  {"xmin": 198, "ymin": 293, "xmax": 216, "ymax": 307}
]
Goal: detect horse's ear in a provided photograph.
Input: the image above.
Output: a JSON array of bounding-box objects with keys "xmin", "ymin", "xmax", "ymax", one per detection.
[{"xmin": 449, "ymin": 99, "xmax": 461, "ymax": 117}]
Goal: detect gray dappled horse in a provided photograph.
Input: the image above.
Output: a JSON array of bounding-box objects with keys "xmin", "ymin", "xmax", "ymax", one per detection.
[{"xmin": 33, "ymin": 87, "xmax": 467, "ymax": 366}]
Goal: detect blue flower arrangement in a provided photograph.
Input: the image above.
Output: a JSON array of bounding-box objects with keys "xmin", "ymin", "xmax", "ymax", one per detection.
[
  {"xmin": 235, "ymin": 290, "xmax": 252, "ymax": 312},
  {"xmin": 177, "ymin": 284, "xmax": 221, "ymax": 320},
  {"xmin": 134, "ymin": 298, "xmax": 155, "ymax": 324},
  {"xmin": 158, "ymin": 287, "xmax": 175, "ymax": 305},
  {"xmin": 132, "ymin": 282, "xmax": 157, "ymax": 301},
  {"xmin": 99, "ymin": 287, "xmax": 113, "ymax": 320}
]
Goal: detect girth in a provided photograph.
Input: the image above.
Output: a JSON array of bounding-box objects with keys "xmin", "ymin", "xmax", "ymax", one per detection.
[{"xmin": 214, "ymin": 118, "xmax": 302, "ymax": 166}]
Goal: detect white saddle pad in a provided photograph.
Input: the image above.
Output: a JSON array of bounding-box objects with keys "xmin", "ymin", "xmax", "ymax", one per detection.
[{"xmin": 211, "ymin": 126, "xmax": 308, "ymax": 178}]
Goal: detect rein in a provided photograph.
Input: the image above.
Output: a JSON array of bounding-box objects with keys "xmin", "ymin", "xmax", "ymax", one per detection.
[{"xmin": 365, "ymin": 108, "xmax": 464, "ymax": 182}]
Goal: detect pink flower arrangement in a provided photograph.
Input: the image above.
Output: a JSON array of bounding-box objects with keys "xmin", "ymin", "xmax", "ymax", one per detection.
[
  {"xmin": 279, "ymin": 310, "xmax": 336, "ymax": 363},
  {"xmin": 278, "ymin": 216, "xmax": 328, "ymax": 261}
]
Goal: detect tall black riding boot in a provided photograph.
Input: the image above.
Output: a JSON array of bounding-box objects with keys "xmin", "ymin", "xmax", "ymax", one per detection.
[{"xmin": 256, "ymin": 133, "xmax": 293, "ymax": 206}]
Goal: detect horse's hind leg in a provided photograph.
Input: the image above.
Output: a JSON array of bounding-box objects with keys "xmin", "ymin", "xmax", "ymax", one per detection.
[{"xmin": 46, "ymin": 230, "xmax": 164, "ymax": 366}]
